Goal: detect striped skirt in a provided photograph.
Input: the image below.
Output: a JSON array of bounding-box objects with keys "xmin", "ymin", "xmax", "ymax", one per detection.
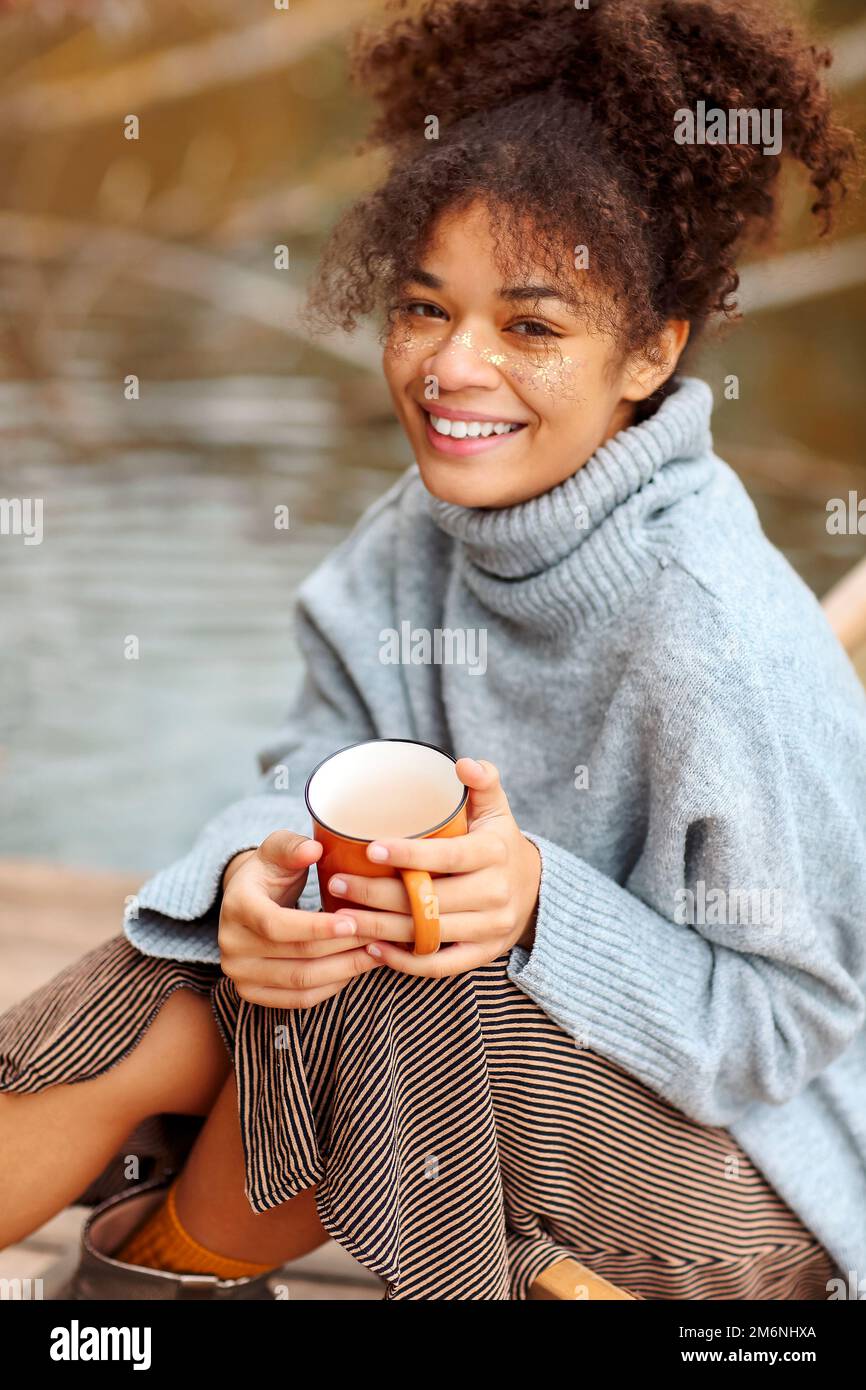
[{"xmin": 0, "ymin": 934, "xmax": 836, "ymax": 1300}]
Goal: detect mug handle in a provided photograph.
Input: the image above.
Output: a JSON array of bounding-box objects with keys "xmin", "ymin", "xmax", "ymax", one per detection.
[{"xmin": 400, "ymin": 869, "xmax": 440, "ymax": 955}]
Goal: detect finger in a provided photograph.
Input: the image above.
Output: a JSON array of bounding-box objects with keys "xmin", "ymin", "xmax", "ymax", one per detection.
[
  {"xmin": 268, "ymin": 932, "xmax": 383, "ymax": 958},
  {"xmin": 455, "ymin": 757, "xmax": 512, "ymax": 825},
  {"xmin": 237, "ymin": 971, "xmax": 376, "ymax": 1011},
  {"xmin": 227, "ymin": 946, "xmax": 381, "ymax": 992},
  {"xmin": 333, "ymin": 909, "xmax": 414, "ymax": 944},
  {"xmin": 329, "ymin": 869, "xmax": 492, "ymax": 916},
  {"xmin": 365, "ymin": 939, "xmax": 494, "ymax": 977},
  {"xmin": 221, "ymin": 916, "xmax": 381, "ymax": 959},
  {"xmin": 328, "ymin": 872, "xmax": 409, "ymax": 912},
  {"xmin": 257, "ymin": 830, "xmax": 322, "ymax": 874},
  {"xmin": 238, "ymin": 898, "xmax": 360, "ymax": 944},
  {"xmin": 223, "ymin": 929, "xmax": 373, "ymax": 960},
  {"xmin": 348, "ymin": 907, "xmax": 502, "ymax": 944},
  {"xmin": 364, "ymin": 832, "xmax": 498, "ymax": 874}
]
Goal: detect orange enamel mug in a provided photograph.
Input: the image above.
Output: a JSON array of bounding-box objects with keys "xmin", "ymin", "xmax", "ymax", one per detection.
[{"xmin": 304, "ymin": 738, "xmax": 468, "ymax": 955}]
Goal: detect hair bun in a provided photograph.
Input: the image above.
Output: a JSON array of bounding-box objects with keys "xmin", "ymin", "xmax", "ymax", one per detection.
[
  {"xmin": 354, "ymin": 0, "xmax": 851, "ymax": 232},
  {"xmin": 307, "ymin": 0, "xmax": 855, "ymax": 350}
]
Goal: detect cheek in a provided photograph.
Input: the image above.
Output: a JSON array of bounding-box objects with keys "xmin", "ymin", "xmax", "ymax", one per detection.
[
  {"xmin": 383, "ymin": 326, "xmax": 454, "ymax": 414},
  {"xmin": 384, "ymin": 319, "xmax": 449, "ymax": 365},
  {"xmin": 478, "ymin": 345, "xmax": 588, "ymax": 403},
  {"xmin": 382, "ymin": 344, "xmax": 419, "ymax": 412}
]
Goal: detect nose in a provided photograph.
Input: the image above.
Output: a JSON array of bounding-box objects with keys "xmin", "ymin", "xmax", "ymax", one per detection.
[{"xmin": 423, "ymin": 326, "xmax": 501, "ymax": 394}]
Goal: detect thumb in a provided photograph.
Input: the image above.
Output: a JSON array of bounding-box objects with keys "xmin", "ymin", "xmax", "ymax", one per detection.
[
  {"xmin": 455, "ymin": 757, "xmax": 511, "ymax": 826},
  {"xmin": 257, "ymin": 830, "xmax": 322, "ymax": 878}
]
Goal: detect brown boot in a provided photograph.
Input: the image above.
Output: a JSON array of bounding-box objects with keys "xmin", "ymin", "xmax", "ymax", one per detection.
[{"xmin": 55, "ymin": 1178, "xmax": 278, "ymax": 1301}]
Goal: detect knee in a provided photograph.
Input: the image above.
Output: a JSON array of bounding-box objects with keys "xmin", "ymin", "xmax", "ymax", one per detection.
[{"xmin": 111, "ymin": 988, "xmax": 231, "ymax": 1116}]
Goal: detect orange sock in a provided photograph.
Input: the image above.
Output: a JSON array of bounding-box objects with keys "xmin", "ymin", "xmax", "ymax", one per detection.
[{"xmin": 115, "ymin": 1180, "xmax": 273, "ymax": 1279}]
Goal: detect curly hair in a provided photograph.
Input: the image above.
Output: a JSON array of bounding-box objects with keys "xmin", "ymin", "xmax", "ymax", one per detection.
[{"xmin": 305, "ymin": 0, "xmax": 856, "ymax": 376}]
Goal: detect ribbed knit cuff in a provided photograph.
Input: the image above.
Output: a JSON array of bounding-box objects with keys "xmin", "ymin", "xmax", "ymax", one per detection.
[
  {"xmin": 507, "ymin": 832, "xmax": 711, "ymax": 1107},
  {"xmin": 124, "ymin": 793, "xmax": 321, "ymax": 963}
]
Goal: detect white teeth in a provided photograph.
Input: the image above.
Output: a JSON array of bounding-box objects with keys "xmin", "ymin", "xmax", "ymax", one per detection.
[{"xmin": 429, "ymin": 414, "xmax": 519, "ymax": 438}]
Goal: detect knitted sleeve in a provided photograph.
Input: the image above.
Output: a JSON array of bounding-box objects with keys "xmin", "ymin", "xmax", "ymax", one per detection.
[{"xmin": 507, "ymin": 621, "xmax": 866, "ymax": 1127}]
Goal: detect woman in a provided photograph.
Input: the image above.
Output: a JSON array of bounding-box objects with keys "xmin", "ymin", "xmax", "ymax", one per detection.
[{"xmin": 1, "ymin": 0, "xmax": 864, "ymax": 1300}]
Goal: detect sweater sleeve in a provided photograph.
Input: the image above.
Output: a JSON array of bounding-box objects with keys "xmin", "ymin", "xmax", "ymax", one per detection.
[
  {"xmin": 125, "ymin": 593, "xmax": 378, "ymax": 964},
  {"xmin": 507, "ymin": 647, "xmax": 866, "ymax": 1127}
]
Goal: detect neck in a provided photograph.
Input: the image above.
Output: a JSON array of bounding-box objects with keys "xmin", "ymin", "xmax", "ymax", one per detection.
[
  {"xmin": 603, "ymin": 396, "xmax": 638, "ymax": 445},
  {"xmin": 422, "ymin": 375, "xmax": 716, "ymax": 634}
]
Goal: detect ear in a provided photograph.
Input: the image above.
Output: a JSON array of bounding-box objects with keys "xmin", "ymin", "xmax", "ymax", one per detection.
[{"xmin": 620, "ymin": 320, "xmax": 691, "ymax": 402}]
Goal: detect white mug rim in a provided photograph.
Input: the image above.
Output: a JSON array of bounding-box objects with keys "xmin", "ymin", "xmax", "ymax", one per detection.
[{"xmin": 303, "ymin": 737, "xmax": 469, "ymax": 843}]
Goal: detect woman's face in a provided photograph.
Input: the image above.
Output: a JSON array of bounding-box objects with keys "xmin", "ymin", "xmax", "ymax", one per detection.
[{"xmin": 382, "ymin": 200, "xmax": 681, "ymax": 509}]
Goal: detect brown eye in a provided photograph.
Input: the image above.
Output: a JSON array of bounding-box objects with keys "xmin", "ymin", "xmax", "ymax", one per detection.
[
  {"xmin": 510, "ymin": 319, "xmax": 560, "ymax": 339},
  {"xmin": 405, "ymin": 301, "xmax": 448, "ymax": 320}
]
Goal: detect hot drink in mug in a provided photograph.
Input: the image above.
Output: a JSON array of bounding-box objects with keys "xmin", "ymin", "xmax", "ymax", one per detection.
[{"xmin": 304, "ymin": 738, "xmax": 468, "ymax": 954}]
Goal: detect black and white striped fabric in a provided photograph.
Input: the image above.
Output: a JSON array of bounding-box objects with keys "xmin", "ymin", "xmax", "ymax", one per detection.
[{"xmin": 0, "ymin": 935, "xmax": 835, "ymax": 1300}]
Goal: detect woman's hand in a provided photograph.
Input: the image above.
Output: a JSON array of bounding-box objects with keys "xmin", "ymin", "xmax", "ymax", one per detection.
[
  {"xmin": 218, "ymin": 832, "xmax": 382, "ymax": 1008},
  {"xmin": 328, "ymin": 758, "xmax": 542, "ymax": 978}
]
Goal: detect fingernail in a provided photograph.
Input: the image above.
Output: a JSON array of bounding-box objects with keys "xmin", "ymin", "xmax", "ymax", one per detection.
[
  {"xmin": 330, "ymin": 876, "xmax": 348, "ymax": 894},
  {"xmin": 463, "ymin": 758, "xmax": 484, "ymax": 774},
  {"xmin": 367, "ymin": 843, "xmax": 389, "ymax": 862},
  {"xmin": 366, "ymin": 943, "xmax": 383, "ymax": 957},
  {"xmin": 334, "ymin": 916, "xmax": 357, "ymax": 936}
]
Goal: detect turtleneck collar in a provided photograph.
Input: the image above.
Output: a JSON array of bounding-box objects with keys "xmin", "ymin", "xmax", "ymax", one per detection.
[{"xmin": 421, "ymin": 376, "xmax": 717, "ymax": 634}]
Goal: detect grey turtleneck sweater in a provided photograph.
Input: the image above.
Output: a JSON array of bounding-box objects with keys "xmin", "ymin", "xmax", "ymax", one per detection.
[{"xmin": 126, "ymin": 378, "xmax": 866, "ymax": 1281}]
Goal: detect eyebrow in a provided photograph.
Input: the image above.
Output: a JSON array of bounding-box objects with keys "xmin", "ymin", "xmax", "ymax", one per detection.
[
  {"xmin": 405, "ymin": 268, "xmax": 444, "ymax": 291},
  {"xmin": 499, "ymin": 284, "xmax": 565, "ymax": 303},
  {"xmin": 405, "ymin": 269, "xmax": 567, "ymax": 303}
]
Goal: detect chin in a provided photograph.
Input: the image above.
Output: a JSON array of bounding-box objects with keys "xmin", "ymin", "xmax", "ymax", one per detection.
[{"xmin": 415, "ymin": 456, "xmax": 524, "ymax": 509}]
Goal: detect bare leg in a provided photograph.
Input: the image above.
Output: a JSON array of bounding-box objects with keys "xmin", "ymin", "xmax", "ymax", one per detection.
[
  {"xmin": 0, "ymin": 988, "xmax": 231, "ymax": 1248},
  {"xmin": 173, "ymin": 1070, "xmax": 329, "ymax": 1266}
]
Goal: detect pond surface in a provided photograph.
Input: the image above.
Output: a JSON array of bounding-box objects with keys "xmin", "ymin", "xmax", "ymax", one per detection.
[{"xmin": 0, "ymin": 360, "xmax": 407, "ymax": 871}]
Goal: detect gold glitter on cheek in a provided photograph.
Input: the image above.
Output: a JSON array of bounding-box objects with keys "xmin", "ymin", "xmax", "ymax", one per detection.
[
  {"xmin": 384, "ymin": 322, "xmax": 449, "ymax": 361},
  {"xmin": 479, "ymin": 348, "xmax": 507, "ymax": 367},
  {"xmin": 527, "ymin": 355, "xmax": 584, "ymax": 399},
  {"xmin": 384, "ymin": 317, "xmax": 585, "ymax": 402},
  {"xmin": 486, "ymin": 347, "xmax": 587, "ymax": 402}
]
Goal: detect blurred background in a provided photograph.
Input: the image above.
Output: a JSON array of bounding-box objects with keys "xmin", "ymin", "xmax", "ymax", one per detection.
[{"xmin": 0, "ymin": 0, "xmax": 865, "ymax": 877}]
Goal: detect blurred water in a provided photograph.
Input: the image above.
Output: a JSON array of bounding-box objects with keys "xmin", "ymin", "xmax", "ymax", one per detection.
[
  {"xmin": 0, "ymin": 372, "xmax": 407, "ymax": 870},
  {"xmin": 1, "ymin": 356, "xmax": 864, "ymax": 872}
]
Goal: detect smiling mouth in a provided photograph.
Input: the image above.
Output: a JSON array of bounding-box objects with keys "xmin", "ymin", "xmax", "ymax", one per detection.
[
  {"xmin": 429, "ymin": 411, "xmax": 523, "ymax": 439},
  {"xmin": 418, "ymin": 404, "xmax": 528, "ymax": 456}
]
